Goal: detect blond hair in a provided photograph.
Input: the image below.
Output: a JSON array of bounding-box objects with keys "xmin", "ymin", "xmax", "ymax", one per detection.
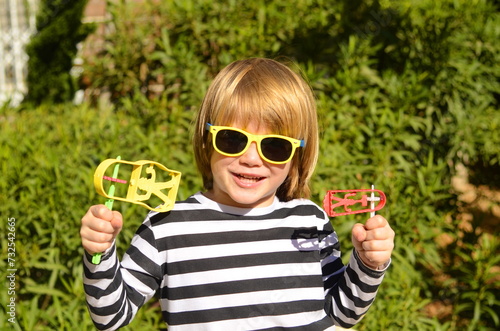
[{"xmin": 192, "ymin": 58, "xmax": 318, "ymax": 201}]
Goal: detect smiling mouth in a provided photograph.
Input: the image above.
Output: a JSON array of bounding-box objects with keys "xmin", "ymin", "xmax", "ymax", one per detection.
[{"xmin": 235, "ymin": 173, "xmax": 265, "ymax": 183}]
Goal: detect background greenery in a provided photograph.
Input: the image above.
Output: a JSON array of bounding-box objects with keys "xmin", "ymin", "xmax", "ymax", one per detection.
[
  {"xmin": 1, "ymin": 0, "xmax": 499, "ymax": 330},
  {"xmin": 25, "ymin": 0, "xmax": 95, "ymax": 105}
]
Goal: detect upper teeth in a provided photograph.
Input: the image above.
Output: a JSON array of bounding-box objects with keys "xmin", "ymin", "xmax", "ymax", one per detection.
[{"xmin": 239, "ymin": 174, "xmax": 261, "ymax": 180}]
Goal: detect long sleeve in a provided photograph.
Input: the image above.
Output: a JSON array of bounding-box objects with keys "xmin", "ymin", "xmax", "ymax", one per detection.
[
  {"xmin": 83, "ymin": 218, "xmax": 162, "ymax": 331},
  {"xmin": 320, "ymin": 220, "xmax": 389, "ymax": 328}
]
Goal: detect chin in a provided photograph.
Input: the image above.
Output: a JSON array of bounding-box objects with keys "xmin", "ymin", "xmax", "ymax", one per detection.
[{"xmin": 229, "ymin": 194, "xmax": 273, "ymax": 208}]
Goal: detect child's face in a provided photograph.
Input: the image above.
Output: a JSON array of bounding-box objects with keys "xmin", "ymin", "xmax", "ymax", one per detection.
[{"xmin": 206, "ymin": 121, "xmax": 292, "ymax": 208}]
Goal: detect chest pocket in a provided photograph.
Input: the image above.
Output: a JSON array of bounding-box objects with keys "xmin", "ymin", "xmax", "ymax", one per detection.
[{"xmin": 291, "ymin": 227, "xmax": 322, "ymax": 251}]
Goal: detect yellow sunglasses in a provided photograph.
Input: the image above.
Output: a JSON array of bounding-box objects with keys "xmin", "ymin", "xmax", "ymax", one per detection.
[{"xmin": 206, "ymin": 123, "xmax": 305, "ymax": 164}]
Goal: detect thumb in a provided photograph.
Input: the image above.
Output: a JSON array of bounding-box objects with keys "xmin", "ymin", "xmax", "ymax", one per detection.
[
  {"xmin": 351, "ymin": 223, "xmax": 366, "ymax": 249},
  {"xmin": 110, "ymin": 211, "xmax": 123, "ymax": 237},
  {"xmin": 91, "ymin": 204, "xmax": 114, "ymax": 221}
]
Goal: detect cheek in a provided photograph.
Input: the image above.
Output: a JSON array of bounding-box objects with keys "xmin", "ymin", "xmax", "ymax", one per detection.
[{"xmin": 210, "ymin": 152, "xmax": 232, "ymax": 178}]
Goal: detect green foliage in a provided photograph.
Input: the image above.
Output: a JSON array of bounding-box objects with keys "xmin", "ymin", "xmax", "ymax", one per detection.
[
  {"xmin": 434, "ymin": 228, "xmax": 500, "ymax": 330},
  {"xmin": 2, "ymin": 0, "xmax": 499, "ymax": 329},
  {"xmin": 0, "ymin": 102, "xmax": 196, "ymax": 329},
  {"xmin": 24, "ymin": 0, "xmax": 94, "ymax": 105}
]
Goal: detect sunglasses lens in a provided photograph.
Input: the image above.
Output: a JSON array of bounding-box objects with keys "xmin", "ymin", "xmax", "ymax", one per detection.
[
  {"xmin": 215, "ymin": 129, "xmax": 248, "ymax": 154},
  {"xmin": 261, "ymin": 137, "xmax": 293, "ymax": 162}
]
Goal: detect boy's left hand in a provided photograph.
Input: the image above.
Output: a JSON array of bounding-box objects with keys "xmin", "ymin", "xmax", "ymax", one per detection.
[{"xmin": 352, "ymin": 215, "xmax": 395, "ymax": 270}]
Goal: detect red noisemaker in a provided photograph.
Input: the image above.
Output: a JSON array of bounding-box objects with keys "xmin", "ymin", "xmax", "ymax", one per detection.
[{"xmin": 323, "ymin": 185, "xmax": 386, "ymax": 217}]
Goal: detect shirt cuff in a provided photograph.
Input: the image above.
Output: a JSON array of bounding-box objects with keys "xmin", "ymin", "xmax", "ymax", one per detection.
[
  {"xmin": 83, "ymin": 241, "xmax": 116, "ymax": 264},
  {"xmin": 353, "ymin": 249, "xmax": 391, "ymax": 276}
]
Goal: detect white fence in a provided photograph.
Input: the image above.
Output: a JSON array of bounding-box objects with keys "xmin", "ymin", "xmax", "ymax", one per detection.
[{"xmin": 0, "ymin": 0, "xmax": 37, "ymax": 106}]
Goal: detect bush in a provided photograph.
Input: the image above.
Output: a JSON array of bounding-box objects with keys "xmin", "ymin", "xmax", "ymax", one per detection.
[
  {"xmin": 24, "ymin": 0, "xmax": 94, "ymax": 105},
  {"xmin": 0, "ymin": 102, "xmax": 196, "ymax": 330},
  {"xmin": 2, "ymin": 0, "xmax": 498, "ymax": 329}
]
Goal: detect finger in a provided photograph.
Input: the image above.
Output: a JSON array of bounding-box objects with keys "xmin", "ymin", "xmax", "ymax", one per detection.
[
  {"xmin": 364, "ymin": 215, "xmax": 388, "ymax": 230},
  {"xmin": 87, "ymin": 231, "xmax": 115, "ymax": 244},
  {"xmin": 364, "ymin": 227, "xmax": 387, "ymax": 241},
  {"xmin": 81, "ymin": 239, "xmax": 113, "ymax": 255},
  {"xmin": 364, "ymin": 224, "xmax": 395, "ymax": 241},
  {"xmin": 110, "ymin": 211, "xmax": 123, "ymax": 236},
  {"xmin": 80, "ymin": 224, "xmax": 115, "ymax": 254},
  {"xmin": 82, "ymin": 206, "xmax": 115, "ymax": 234},
  {"xmin": 88, "ymin": 217, "xmax": 116, "ymax": 234},
  {"xmin": 90, "ymin": 204, "xmax": 114, "ymax": 221},
  {"xmin": 351, "ymin": 223, "xmax": 366, "ymax": 246},
  {"xmin": 362, "ymin": 238, "xmax": 395, "ymax": 252}
]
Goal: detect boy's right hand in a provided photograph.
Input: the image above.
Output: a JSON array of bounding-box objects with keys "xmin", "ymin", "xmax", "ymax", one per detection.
[{"xmin": 80, "ymin": 205, "xmax": 123, "ymax": 255}]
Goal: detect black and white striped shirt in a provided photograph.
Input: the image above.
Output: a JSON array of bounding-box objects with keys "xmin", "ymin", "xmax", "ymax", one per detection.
[{"xmin": 84, "ymin": 192, "xmax": 387, "ymax": 330}]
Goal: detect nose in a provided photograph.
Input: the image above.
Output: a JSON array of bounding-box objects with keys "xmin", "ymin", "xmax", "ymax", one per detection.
[{"xmin": 239, "ymin": 142, "xmax": 263, "ymax": 165}]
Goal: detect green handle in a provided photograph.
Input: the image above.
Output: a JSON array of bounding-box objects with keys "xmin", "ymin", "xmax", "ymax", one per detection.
[{"xmin": 92, "ymin": 156, "xmax": 121, "ymax": 265}]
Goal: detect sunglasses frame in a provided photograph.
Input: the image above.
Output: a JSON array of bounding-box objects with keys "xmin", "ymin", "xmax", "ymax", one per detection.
[{"xmin": 206, "ymin": 123, "xmax": 305, "ymax": 164}]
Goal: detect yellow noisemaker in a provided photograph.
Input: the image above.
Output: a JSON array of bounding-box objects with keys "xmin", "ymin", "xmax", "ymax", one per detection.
[
  {"xmin": 91, "ymin": 157, "xmax": 181, "ymax": 265},
  {"xmin": 93, "ymin": 157, "xmax": 181, "ymax": 213}
]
